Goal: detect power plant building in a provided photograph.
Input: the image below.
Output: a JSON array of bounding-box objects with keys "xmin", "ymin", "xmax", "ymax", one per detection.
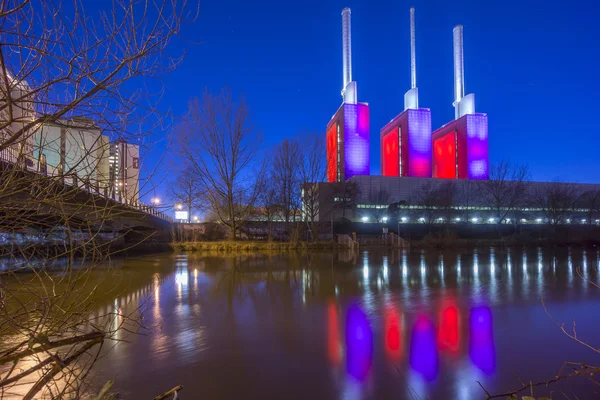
[{"xmin": 327, "ymin": 8, "xmax": 371, "ymax": 182}]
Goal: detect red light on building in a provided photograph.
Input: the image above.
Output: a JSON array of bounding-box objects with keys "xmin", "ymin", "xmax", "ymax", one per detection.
[
  {"xmin": 432, "ymin": 114, "xmax": 489, "ymax": 180},
  {"xmin": 433, "ymin": 131, "xmax": 457, "ymax": 179},
  {"xmin": 327, "ymin": 124, "xmax": 337, "ymax": 182},
  {"xmin": 380, "ymin": 109, "xmax": 432, "ymax": 178},
  {"xmin": 382, "ymin": 129, "xmax": 399, "ymax": 176},
  {"xmin": 384, "ymin": 306, "xmax": 402, "ymax": 360},
  {"xmin": 438, "ymin": 305, "xmax": 460, "ymax": 353}
]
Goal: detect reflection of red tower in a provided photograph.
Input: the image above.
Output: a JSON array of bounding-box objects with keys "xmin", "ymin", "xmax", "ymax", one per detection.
[
  {"xmin": 384, "ymin": 305, "xmax": 402, "ymax": 360},
  {"xmin": 438, "ymin": 303, "xmax": 460, "ymax": 354},
  {"xmin": 328, "ymin": 301, "xmax": 341, "ymax": 366}
]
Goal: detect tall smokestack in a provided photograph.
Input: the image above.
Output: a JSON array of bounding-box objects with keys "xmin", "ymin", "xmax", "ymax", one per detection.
[
  {"xmin": 453, "ymin": 25, "xmax": 465, "ymax": 105},
  {"xmin": 410, "ymin": 7, "xmax": 416, "ymax": 89},
  {"xmin": 404, "ymin": 7, "xmax": 419, "ymax": 110},
  {"xmin": 342, "ymin": 8, "xmax": 352, "ymax": 90}
]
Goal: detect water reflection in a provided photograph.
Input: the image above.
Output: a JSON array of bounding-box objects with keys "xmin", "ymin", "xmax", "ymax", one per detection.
[
  {"xmin": 410, "ymin": 314, "xmax": 438, "ymax": 381},
  {"xmin": 345, "ymin": 305, "xmax": 373, "ymax": 382},
  {"xmin": 469, "ymin": 306, "xmax": 495, "ymax": 375},
  {"xmin": 85, "ymin": 248, "xmax": 600, "ymax": 399}
]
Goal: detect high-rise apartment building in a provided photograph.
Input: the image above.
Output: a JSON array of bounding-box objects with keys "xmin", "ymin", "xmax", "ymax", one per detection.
[
  {"xmin": 109, "ymin": 138, "xmax": 140, "ymax": 205},
  {"xmin": 35, "ymin": 118, "xmax": 111, "ymax": 188}
]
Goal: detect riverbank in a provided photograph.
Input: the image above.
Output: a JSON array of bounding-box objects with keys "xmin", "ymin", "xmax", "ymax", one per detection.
[
  {"xmin": 171, "ymin": 241, "xmax": 342, "ymax": 252},
  {"xmin": 409, "ymin": 233, "xmax": 600, "ymax": 249}
]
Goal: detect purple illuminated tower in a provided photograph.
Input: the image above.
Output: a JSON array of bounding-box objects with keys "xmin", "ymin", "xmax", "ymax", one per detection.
[
  {"xmin": 380, "ymin": 7, "xmax": 432, "ymax": 178},
  {"xmin": 327, "ymin": 8, "xmax": 370, "ymax": 182}
]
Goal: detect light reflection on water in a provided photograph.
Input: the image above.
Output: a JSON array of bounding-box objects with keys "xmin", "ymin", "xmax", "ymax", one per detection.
[{"xmin": 87, "ymin": 248, "xmax": 600, "ymax": 399}]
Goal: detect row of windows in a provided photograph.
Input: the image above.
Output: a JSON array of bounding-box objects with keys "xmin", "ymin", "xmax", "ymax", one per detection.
[{"xmin": 356, "ymin": 204, "xmax": 595, "ymax": 213}]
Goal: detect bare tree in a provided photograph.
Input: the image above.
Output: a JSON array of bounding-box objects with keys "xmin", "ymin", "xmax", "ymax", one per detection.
[
  {"xmin": 531, "ymin": 180, "xmax": 579, "ymax": 226},
  {"xmin": 170, "ymin": 165, "xmax": 201, "ymax": 223},
  {"xmin": 298, "ymin": 133, "xmax": 326, "ymax": 241},
  {"xmin": 178, "ymin": 89, "xmax": 264, "ymax": 240},
  {"xmin": 457, "ymin": 179, "xmax": 478, "ymax": 223},
  {"xmin": 331, "ymin": 180, "xmax": 358, "ymax": 219},
  {"xmin": 271, "ymin": 139, "xmax": 301, "ymax": 225},
  {"xmin": 412, "ymin": 181, "xmax": 456, "ymax": 225},
  {"xmin": 479, "ymin": 161, "xmax": 530, "ymax": 224},
  {"xmin": 365, "ymin": 188, "xmax": 391, "ymax": 223},
  {"xmin": 579, "ymin": 190, "xmax": 600, "ymax": 225},
  {"xmin": 0, "ymin": 0, "xmax": 195, "ymax": 398},
  {"xmin": 257, "ymin": 177, "xmax": 280, "ymax": 241}
]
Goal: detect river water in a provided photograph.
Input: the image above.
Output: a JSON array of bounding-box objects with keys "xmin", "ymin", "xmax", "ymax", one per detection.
[{"xmin": 86, "ymin": 248, "xmax": 600, "ymax": 399}]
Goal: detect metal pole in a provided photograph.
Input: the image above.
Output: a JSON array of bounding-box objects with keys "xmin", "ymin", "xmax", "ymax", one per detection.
[
  {"xmin": 342, "ymin": 8, "xmax": 352, "ymax": 90},
  {"xmin": 410, "ymin": 7, "xmax": 417, "ymax": 89}
]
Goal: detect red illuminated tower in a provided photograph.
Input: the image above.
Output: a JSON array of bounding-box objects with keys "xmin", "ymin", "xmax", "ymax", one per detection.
[
  {"xmin": 432, "ymin": 25, "xmax": 489, "ymax": 180},
  {"xmin": 380, "ymin": 8, "xmax": 432, "ymax": 178}
]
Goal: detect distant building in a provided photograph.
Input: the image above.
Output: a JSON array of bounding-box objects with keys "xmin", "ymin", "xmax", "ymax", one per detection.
[
  {"xmin": 0, "ymin": 73, "xmax": 35, "ymax": 164},
  {"xmin": 34, "ymin": 118, "xmax": 111, "ymax": 190},
  {"xmin": 311, "ymin": 176, "xmax": 600, "ymax": 224},
  {"xmin": 109, "ymin": 138, "xmax": 139, "ymax": 205}
]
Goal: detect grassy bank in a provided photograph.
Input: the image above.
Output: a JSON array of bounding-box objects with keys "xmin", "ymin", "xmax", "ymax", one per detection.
[{"xmin": 171, "ymin": 241, "xmax": 342, "ymax": 252}]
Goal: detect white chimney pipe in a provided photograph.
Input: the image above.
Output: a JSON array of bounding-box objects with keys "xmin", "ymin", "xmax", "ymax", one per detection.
[
  {"xmin": 453, "ymin": 25, "xmax": 465, "ymax": 105},
  {"xmin": 342, "ymin": 8, "xmax": 352, "ymax": 90},
  {"xmin": 410, "ymin": 7, "xmax": 416, "ymax": 89}
]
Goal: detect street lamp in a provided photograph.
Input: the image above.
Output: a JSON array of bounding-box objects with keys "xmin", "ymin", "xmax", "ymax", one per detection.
[
  {"xmin": 175, "ymin": 203, "xmax": 183, "ymax": 210},
  {"xmin": 151, "ymin": 197, "xmax": 160, "ymax": 206},
  {"xmin": 193, "ymin": 216, "xmax": 199, "ymax": 222}
]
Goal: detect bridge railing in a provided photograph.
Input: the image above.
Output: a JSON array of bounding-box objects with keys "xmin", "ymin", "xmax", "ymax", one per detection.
[{"xmin": 0, "ymin": 148, "xmax": 173, "ymax": 223}]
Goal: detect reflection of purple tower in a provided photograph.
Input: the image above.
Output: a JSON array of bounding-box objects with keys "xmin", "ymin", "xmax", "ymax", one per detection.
[
  {"xmin": 327, "ymin": 8, "xmax": 370, "ymax": 182},
  {"xmin": 469, "ymin": 306, "xmax": 496, "ymax": 375},
  {"xmin": 345, "ymin": 304, "xmax": 373, "ymax": 381},
  {"xmin": 409, "ymin": 315, "xmax": 438, "ymax": 381}
]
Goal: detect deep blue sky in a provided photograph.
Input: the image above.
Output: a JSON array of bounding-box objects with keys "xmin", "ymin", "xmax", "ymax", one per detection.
[{"xmin": 146, "ymin": 0, "xmax": 600, "ymax": 199}]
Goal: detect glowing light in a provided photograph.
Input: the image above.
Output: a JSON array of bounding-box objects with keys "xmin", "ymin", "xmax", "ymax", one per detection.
[
  {"xmin": 175, "ymin": 204, "xmax": 183, "ymax": 210},
  {"xmin": 536, "ymin": 218, "xmax": 542, "ymax": 223},
  {"xmin": 382, "ymin": 217, "xmax": 389, "ymax": 222},
  {"xmin": 438, "ymin": 304, "xmax": 460, "ymax": 353},
  {"xmin": 385, "ymin": 305, "xmax": 402, "ymax": 360},
  {"xmin": 465, "ymin": 114, "xmax": 489, "ymax": 180},
  {"xmin": 419, "ymin": 217, "xmax": 425, "ymax": 223},
  {"xmin": 455, "ymin": 217, "xmax": 461, "ymax": 222},
  {"xmin": 343, "ymin": 103, "xmax": 370, "ymax": 179},
  {"xmin": 382, "ymin": 127, "xmax": 399, "ymax": 176},
  {"xmin": 406, "ymin": 109, "xmax": 433, "ymax": 177},
  {"xmin": 488, "ymin": 218, "xmax": 495, "ymax": 223},
  {"xmin": 193, "ymin": 216, "xmax": 199, "ymax": 222},
  {"xmin": 362, "ymin": 216, "xmax": 369, "ymax": 222},
  {"xmin": 471, "ymin": 217, "xmax": 479, "ymax": 223},
  {"xmin": 151, "ymin": 197, "xmax": 160, "ymax": 205},
  {"xmin": 469, "ymin": 306, "xmax": 496, "ymax": 375},
  {"xmin": 410, "ymin": 315, "xmax": 438, "ymax": 381},
  {"xmin": 326, "ymin": 123, "xmax": 338, "ymax": 182},
  {"xmin": 401, "ymin": 217, "xmax": 408, "ymax": 223},
  {"xmin": 345, "ymin": 305, "xmax": 373, "ymax": 381},
  {"xmin": 432, "ymin": 130, "xmax": 457, "ymax": 178},
  {"xmin": 328, "ymin": 302, "xmax": 341, "ymax": 366}
]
